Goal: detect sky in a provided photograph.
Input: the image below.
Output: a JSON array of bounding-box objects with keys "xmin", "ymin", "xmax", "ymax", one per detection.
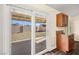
[{"xmin": 12, "ymin": 19, "xmax": 45, "ymax": 26}]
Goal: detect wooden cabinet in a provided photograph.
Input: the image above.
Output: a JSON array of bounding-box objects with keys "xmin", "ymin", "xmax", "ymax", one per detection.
[
  {"xmin": 56, "ymin": 13, "xmax": 68, "ymax": 27},
  {"xmin": 56, "ymin": 31, "xmax": 74, "ymax": 52},
  {"xmin": 68, "ymin": 34, "xmax": 74, "ymax": 51},
  {"xmin": 56, "ymin": 31, "xmax": 63, "ymax": 50}
]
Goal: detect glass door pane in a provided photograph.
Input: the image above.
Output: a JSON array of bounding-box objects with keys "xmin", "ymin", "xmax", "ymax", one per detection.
[
  {"xmin": 11, "ymin": 9, "xmax": 32, "ymax": 55},
  {"xmin": 35, "ymin": 16, "xmax": 46, "ymax": 54}
]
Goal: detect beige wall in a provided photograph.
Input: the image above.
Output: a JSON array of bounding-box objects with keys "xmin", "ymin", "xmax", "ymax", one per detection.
[
  {"xmin": 16, "ymin": 4, "xmax": 59, "ymax": 14},
  {"xmin": 0, "ymin": 5, "xmax": 4, "ymax": 54},
  {"xmin": 71, "ymin": 15, "xmax": 79, "ymax": 41}
]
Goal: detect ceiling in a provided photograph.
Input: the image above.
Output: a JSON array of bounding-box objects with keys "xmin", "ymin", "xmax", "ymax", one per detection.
[{"xmin": 47, "ymin": 4, "xmax": 79, "ymax": 17}]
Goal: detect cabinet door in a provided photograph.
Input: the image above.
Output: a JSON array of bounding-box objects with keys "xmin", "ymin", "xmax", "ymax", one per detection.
[
  {"xmin": 64, "ymin": 15, "xmax": 68, "ymax": 26},
  {"xmin": 69, "ymin": 35, "xmax": 74, "ymax": 51},
  {"xmin": 56, "ymin": 31, "xmax": 62, "ymax": 49},
  {"xmin": 56, "ymin": 14, "xmax": 63, "ymax": 27},
  {"xmin": 56, "ymin": 13, "xmax": 68, "ymax": 27},
  {"xmin": 62, "ymin": 14, "xmax": 65, "ymax": 26}
]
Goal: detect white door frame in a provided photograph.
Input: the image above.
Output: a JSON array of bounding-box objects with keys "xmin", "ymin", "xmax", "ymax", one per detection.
[
  {"xmin": 8, "ymin": 5, "xmax": 35, "ymax": 55},
  {"xmin": 34, "ymin": 12, "xmax": 48, "ymax": 55},
  {"xmin": 2, "ymin": 5, "xmax": 11, "ymax": 55},
  {"xmin": 3, "ymin": 4, "xmax": 49, "ymax": 55}
]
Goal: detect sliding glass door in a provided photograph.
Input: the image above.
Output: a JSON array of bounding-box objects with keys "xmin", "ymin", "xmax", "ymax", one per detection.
[
  {"xmin": 10, "ymin": 5, "xmax": 47, "ymax": 55},
  {"xmin": 35, "ymin": 15, "xmax": 47, "ymax": 54},
  {"xmin": 11, "ymin": 8, "xmax": 32, "ymax": 55}
]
